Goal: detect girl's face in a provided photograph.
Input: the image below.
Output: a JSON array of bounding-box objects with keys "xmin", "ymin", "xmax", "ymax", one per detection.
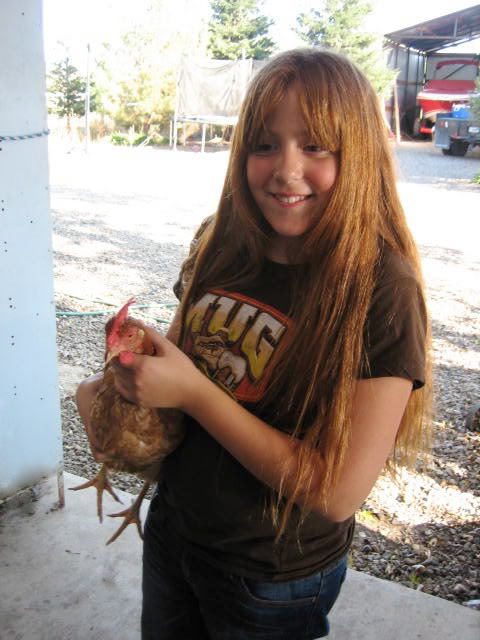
[{"xmin": 246, "ymin": 87, "xmax": 338, "ymax": 263}]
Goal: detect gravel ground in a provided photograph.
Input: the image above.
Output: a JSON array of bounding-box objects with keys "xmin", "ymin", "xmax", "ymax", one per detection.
[{"xmin": 51, "ymin": 139, "xmax": 479, "ymax": 608}]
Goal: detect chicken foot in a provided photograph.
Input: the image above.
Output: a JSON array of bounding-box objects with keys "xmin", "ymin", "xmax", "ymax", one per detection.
[
  {"xmin": 105, "ymin": 481, "xmax": 150, "ymax": 545},
  {"xmin": 69, "ymin": 464, "xmax": 122, "ymax": 522}
]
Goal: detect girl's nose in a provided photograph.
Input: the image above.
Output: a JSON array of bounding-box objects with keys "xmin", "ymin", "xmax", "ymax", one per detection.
[{"xmin": 273, "ymin": 147, "xmax": 303, "ymax": 184}]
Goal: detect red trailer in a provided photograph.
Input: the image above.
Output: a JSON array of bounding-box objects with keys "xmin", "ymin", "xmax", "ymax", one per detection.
[{"xmin": 415, "ymin": 59, "xmax": 479, "ymax": 137}]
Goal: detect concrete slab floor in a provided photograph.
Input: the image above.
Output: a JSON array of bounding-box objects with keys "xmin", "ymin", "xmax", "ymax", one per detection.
[{"xmin": 0, "ymin": 473, "xmax": 479, "ymax": 640}]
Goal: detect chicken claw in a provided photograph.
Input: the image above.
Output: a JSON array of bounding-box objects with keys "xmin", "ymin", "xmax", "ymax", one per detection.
[
  {"xmin": 105, "ymin": 481, "xmax": 150, "ymax": 545},
  {"xmin": 70, "ymin": 464, "xmax": 122, "ymax": 522}
]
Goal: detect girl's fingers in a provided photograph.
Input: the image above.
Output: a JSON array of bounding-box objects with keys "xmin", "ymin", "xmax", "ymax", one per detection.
[
  {"xmin": 144, "ymin": 325, "xmax": 168, "ymax": 353},
  {"xmin": 111, "ymin": 358, "xmax": 136, "ymax": 392}
]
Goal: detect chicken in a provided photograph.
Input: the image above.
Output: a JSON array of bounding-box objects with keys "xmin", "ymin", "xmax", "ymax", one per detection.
[{"xmin": 71, "ymin": 298, "xmax": 185, "ymax": 544}]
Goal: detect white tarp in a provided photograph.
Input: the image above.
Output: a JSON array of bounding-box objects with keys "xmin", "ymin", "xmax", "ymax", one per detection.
[{"xmin": 177, "ymin": 58, "xmax": 265, "ymax": 118}]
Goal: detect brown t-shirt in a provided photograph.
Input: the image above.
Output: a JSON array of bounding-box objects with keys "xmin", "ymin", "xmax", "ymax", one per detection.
[{"xmin": 158, "ymin": 228, "xmax": 427, "ymax": 581}]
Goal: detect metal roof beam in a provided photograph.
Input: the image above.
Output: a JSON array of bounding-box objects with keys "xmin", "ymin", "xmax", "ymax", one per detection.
[
  {"xmin": 425, "ymin": 38, "xmax": 480, "ymax": 53},
  {"xmin": 384, "ymin": 5, "xmax": 480, "ymax": 53},
  {"xmin": 396, "ymin": 35, "xmax": 460, "ymax": 41}
]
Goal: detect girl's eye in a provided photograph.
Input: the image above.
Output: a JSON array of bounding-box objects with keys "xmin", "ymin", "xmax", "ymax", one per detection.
[
  {"xmin": 252, "ymin": 142, "xmax": 277, "ymax": 154},
  {"xmin": 304, "ymin": 145, "xmax": 331, "ymax": 155}
]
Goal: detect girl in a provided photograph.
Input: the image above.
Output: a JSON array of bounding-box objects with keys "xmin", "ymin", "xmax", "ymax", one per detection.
[{"xmin": 77, "ymin": 49, "xmax": 430, "ymax": 639}]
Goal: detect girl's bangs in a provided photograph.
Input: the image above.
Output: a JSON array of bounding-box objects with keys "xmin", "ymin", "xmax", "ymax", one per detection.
[
  {"xmin": 298, "ymin": 83, "xmax": 341, "ymax": 154},
  {"xmin": 244, "ymin": 81, "xmax": 287, "ymax": 151},
  {"xmin": 244, "ymin": 71, "xmax": 341, "ymax": 154}
]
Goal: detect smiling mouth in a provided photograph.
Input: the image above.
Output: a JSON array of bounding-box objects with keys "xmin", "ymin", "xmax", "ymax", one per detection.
[{"xmin": 271, "ymin": 193, "xmax": 312, "ymax": 204}]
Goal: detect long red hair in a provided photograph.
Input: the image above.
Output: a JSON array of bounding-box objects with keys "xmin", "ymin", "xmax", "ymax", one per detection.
[{"xmin": 179, "ymin": 49, "xmax": 431, "ymax": 536}]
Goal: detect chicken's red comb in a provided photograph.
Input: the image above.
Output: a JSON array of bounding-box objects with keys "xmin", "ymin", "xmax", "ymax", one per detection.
[{"xmin": 106, "ymin": 297, "xmax": 136, "ymax": 347}]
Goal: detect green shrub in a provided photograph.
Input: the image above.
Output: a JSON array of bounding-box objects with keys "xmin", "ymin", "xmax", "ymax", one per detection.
[
  {"xmin": 110, "ymin": 129, "xmax": 167, "ymax": 147},
  {"xmin": 145, "ymin": 132, "xmax": 167, "ymax": 146},
  {"xmin": 111, "ymin": 132, "xmax": 130, "ymax": 145},
  {"xmin": 133, "ymin": 134, "xmax": 148, "ymax": 146}
]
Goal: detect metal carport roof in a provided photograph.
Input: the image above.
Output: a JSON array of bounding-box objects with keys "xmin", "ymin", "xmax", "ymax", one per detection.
[{"xmin": 385, "ymin": 4, "xmax": 480, "ymax": 53}]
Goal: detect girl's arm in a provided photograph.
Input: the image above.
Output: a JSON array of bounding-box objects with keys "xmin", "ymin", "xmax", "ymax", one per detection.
[
  {"xmin": 183, "ymin": 365, "xmax": 410, "ymax": 523},
  {"xmin": 111, "ymin": 323, "xmax": 412, "ymax": 523},
  {"xmin": 75, "ymin": 371, "xmax": 103, "ymax": 428}
]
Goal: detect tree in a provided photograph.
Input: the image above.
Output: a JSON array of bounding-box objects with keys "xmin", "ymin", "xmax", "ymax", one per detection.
[
  {"xmin": 208, "ymin": 0, "xmax": 275, "ymax": 60},
  {"xmin": 48, "ymin": 57, "xmax": 92, "ymax": 131},
  {"xmin": 46, "ymin": 1, "xmax": 210, "ymax": 141},
  {"xmin": 114, "ymin": 67, "xmax": 176, "ymax": 136},
  {"xmin": 471, "ymin": 77, "xmax": 480, "ymax": 121},
  {"xmin": 296, "ymin": 0, "xmax": 396, "ymax": 96},
  {"xmin": 94, "ymin": 0, "xmax": 210, "ymax": 139},
  {"xmin": 99, "ymin": 27, "xmax": 177, "ymax": 137}
]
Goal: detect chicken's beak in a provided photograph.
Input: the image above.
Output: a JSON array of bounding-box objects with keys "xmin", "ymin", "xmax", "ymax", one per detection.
[{"xmin": 105, "ymin": 349, "xmax": 120, "ymax": 365}]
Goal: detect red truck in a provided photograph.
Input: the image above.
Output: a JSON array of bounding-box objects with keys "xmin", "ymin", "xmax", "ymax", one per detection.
[{"xmin": 414, "ymin": 58, "xmax": 479, "ymax": 137}]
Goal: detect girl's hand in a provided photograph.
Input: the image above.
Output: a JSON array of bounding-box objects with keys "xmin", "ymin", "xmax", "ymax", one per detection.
[
  {"xmin": 110, "ymin": 326, "xmax": 202, "ymax": 411},
  {"xmin": 76, "ymin": 372, "xmax": 104, "ymax": 428}
]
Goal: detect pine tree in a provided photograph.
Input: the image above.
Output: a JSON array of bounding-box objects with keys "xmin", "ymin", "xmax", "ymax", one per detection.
[
  {"xmin": 102, "ymin": 27, "xmax": 177, "ymax": 136},
  {"xmin": 208, "ymin": 0, "xmax": 275, "ymax": 60},
  {"xmin": 296, "ymin": 0, "xmax": 396, "ymax": 96},
  {"xmin": 48, "ymin": 57, "xmax": 89, "ymax": 132}
]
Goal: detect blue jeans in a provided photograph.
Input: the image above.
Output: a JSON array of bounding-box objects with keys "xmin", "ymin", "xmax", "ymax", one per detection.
[{"xmin": 141, "ymin": 497, "xmax": 347, "ymax": 640}]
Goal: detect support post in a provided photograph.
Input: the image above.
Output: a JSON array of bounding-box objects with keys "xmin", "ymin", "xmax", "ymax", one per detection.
[
  {"xmin": 393, "ymin": 81, "xmax": 401, "ymax": 143},
  {"xmin": 0, "ymin": 0, "xmax": 64, "ymax": 502},
  {"xmin": 84, "ymin": 43, "xmax": 91, "ymax": 152}
]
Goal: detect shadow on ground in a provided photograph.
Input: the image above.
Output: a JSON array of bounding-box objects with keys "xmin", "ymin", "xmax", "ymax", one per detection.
[{"xmin": 351, "ymin": 518, "xmax": 479, "ymax": 604}]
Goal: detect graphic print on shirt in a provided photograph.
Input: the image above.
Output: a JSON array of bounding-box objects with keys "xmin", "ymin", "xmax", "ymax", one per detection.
[{"xmin": 183, "ymin": 289, "xmax": 292, "ymax": 402}]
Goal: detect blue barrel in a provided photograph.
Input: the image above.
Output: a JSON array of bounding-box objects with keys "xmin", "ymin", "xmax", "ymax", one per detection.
[{"xmin": 451, "ymin": 105, "xmax": 471, "ymax": 119}]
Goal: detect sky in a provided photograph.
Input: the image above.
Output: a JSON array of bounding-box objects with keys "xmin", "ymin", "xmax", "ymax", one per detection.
[
  {"xmin": 43, "ymin": 0, "xmax": 480, "ymax": 70},
  {"xmin": 364, "ymin": 0, "xmax": 479, "ymax": 34}
]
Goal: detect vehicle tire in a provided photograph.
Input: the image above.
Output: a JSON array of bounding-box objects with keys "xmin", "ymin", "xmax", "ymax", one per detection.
[
  {"xmin": 413, "ymin": 117, "xmax": 421, "ymax": 137},
  {"xmin": 450, "ymin": 140, "xmax": 469, "ymax": 157}
]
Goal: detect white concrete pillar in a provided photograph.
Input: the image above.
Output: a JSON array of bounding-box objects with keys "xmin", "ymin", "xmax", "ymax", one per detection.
[{"xmin": 0, "ymin": 0, "xmax": 63, "ymax": 498}]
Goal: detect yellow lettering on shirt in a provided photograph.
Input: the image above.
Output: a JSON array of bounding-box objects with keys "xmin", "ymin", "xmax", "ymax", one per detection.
[
  {"xmin": 207, "ymin": 296, "xmax": 236, "ymax": 336},
  {"xmin": 185, "ymin": 293, "xmax": 218, "ymax": 334},
  {"xmin": 241, "ymin": 313, "xmax": 286, "ymax": 380},
  {"xmin": 217, "ymin": 302, "xmax": 258, "ymax": 342}
]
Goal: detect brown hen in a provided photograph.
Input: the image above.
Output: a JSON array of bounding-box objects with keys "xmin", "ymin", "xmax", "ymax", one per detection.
[{"xmin": 71, "ymin": 298, "xmax": 185, "ymax": 544}]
